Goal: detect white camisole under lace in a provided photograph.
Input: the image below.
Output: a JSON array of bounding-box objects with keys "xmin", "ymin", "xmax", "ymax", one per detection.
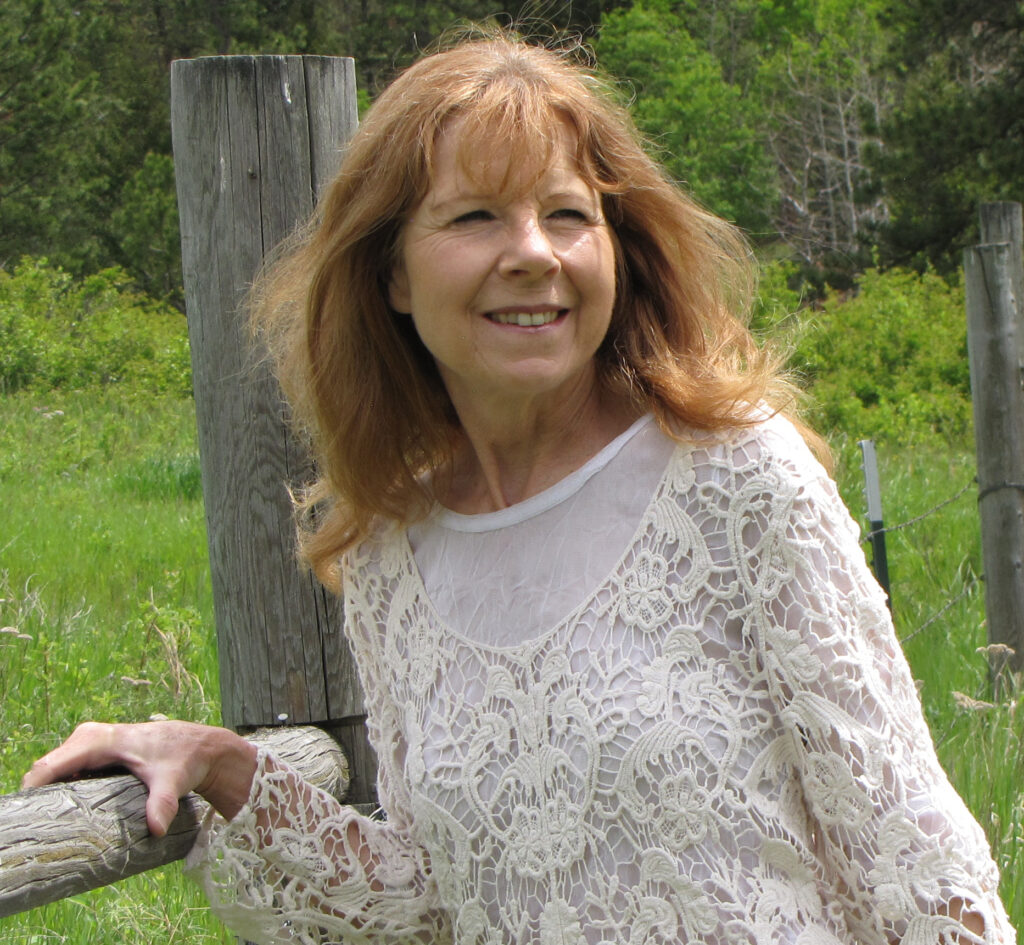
[{"xmin": 186, "ymin": 414, "xmax": 1013, "ymax": 945}]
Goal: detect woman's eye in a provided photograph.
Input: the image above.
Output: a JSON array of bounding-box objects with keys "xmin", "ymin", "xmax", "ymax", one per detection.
[
  {"xmin": 549, "ymin": 208, "xmax": 589, "ymax": 222},
  {"xmin": 451, "ymin": 210, "xmax": 493, "ymax": 224}
]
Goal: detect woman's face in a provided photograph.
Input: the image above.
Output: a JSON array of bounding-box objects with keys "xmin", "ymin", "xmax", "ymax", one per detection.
[{"xmin": 388, "ymin": 120, "xmax": 617, "ymax": 414}]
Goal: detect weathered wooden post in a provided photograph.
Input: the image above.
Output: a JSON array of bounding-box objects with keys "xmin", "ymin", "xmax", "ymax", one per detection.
[
  {"xmin": 965, "ymin": 201, "xmax": 1024, "ymax": 679},
  {"xmin": 170, "ymin": 57, "xmax": 376, "ymax": 802}
]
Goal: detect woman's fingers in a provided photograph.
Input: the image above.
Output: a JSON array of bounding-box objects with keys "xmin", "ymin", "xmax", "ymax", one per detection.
[
  {"xmin": 22, "ymin": 721, "xmax": 121, "ymax": 789},
  {"xmin": 144, "ymin": 781, "xmax": 185, "ymax": 837},
  {"xmin": 22, "ymin": 720, "xmax": 258, "ymax": 831},
  {"xmin": 22, "ymin": 721, "xmax": 200, "ymax": 836}
]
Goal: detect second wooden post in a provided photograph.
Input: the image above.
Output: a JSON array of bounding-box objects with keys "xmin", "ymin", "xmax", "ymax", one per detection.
[{"xmin": 965, "ymin": 201, "xmax": 1024, "ymax": 679}]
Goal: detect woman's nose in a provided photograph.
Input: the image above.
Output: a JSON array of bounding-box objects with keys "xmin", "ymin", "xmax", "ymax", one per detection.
[{"xmin": 498, "ymin": 216, "xmax": 560, "ymax": 278}]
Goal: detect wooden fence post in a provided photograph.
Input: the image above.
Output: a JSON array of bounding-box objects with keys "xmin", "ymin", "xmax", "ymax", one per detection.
[
  {"xmin": 169, "ymin": 56, "xmax": 376, "ymax": 803},
  {"xmin": 965, "ymin": 201, "xmax": 1024, "ymax": 678}
]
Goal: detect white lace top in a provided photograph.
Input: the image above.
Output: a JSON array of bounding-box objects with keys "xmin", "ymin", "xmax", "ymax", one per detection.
[{"xmin": 186, "ymin": 414, "xmax": 1013, "ymax": 944}]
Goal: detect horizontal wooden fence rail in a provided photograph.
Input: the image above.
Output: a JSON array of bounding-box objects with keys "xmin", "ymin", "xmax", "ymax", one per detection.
[{"xmin": 0, "ymin": 726, "xmax": 349, "ymax": 918}]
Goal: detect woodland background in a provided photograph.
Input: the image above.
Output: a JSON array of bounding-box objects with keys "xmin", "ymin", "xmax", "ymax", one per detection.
[{"xmin": 2, "ymin": 0, "xmax": 1022, "ymax": 310}]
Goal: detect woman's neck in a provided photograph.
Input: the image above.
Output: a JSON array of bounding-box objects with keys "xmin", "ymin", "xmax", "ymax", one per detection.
[{"xmin": 442, "ymin": 382, "xmax": 641, "ymax": 514}]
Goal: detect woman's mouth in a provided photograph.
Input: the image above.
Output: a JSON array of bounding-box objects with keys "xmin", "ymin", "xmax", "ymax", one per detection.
[{"xmin": 487, "ymin": 309, "xmax": 565, "ymax": 327}]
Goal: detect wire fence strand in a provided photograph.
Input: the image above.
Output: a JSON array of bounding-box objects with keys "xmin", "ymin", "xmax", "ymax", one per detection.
[
  {"xmin": 862, "ymin": 477, "xmax": 976, "ymax": 543},
  {"xmin": 899, "ymin": 574, "xmax": 980, "ymax": 646},
  {"xmin": 855, "ymin": 469, "xmax": 982, "ymax": 645}
]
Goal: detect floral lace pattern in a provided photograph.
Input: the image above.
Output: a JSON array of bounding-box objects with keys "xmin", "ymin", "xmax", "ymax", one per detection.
[{"xmin": 187, "ymin": 417, "xmax": 1013, "ymax": 944}]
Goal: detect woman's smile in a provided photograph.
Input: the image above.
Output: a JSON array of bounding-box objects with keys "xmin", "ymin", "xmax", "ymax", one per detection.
[{"xmin": 486, "ymin": 308, "xmax": 567, "ymax": 328}]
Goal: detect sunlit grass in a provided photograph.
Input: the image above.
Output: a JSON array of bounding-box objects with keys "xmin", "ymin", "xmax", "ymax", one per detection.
[{"xmin": 3, "ymin": 868, "xmax": 235, "ymax": 944}]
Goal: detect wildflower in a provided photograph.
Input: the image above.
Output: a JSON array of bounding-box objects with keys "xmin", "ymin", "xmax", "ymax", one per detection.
[
  {"xmin": 976, "ymin": 643, "xmax": 1016, "ymax": 658},
  {"xmin": 952, "ymin": 691, "xmax": 995, "ymax": 711}
]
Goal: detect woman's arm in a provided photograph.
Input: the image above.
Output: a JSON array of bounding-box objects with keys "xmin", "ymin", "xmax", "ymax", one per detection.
[
  {"xmin": 184, "ymin": 746, "xmax": 447, "ymax": 945},
  {"xmin": 23, "ymin": 721, "xmax": 447, "ymax": 944},
  {"xmin": 744, "ymin": 433, "xmax": 1013, "ymax": 944}
]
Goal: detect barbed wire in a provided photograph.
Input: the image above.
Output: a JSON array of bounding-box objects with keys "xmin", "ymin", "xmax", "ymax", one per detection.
[
  {"xmin": 898, "ymin": 573, "xmax": 980, "ymax": 646},
  {"xmin": 855, "ymin": 471, "xmax": 981, "ymax": 644},
  {"xmin": 862, "ymin": 476, "xmax": 976, "ymax": 543}
]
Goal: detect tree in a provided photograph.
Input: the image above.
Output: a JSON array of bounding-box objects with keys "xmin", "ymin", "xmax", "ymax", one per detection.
[
  {"xmin": 755, "ymin": 0, "xmax": 892, "ymax": 280},
  {"xmin": 872, "ymin": 0, "xmax": 1024, "ymax": 272},
  {"xmin": 594, "ymin": 0, "xmax": 893, "ymax": 281},
  {"xmin": 0, "ymin": 1, "xmax": 187, "ymax": 296},
  {"xmin": 0, "ymin": 1, "xmax": 106, "ymax": 271},
  {"xmin": 595, "ymin": 0, "xmax": 779, "ymax": 234},
  {"xmin": 0, "ymin": 1, "xmax": 629, "ymax": 304}
]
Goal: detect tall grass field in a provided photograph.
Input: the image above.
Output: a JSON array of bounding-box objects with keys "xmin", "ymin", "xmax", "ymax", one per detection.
[{"xmin": 1, "ymin": 259, "xmax": 1020, "ymax": 939}]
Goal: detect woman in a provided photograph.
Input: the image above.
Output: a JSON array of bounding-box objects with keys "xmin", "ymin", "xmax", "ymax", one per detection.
[{"xmin": 24, "ymin": 33, "xmax": 1013, "ymax": 945}]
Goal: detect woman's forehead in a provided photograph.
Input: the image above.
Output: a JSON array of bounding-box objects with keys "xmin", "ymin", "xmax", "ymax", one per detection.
[{"xmin": 428, "ymin": 113, "xmax": 589, "ymax": 199}]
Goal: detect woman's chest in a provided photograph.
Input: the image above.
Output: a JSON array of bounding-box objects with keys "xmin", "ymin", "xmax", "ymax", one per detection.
[{"xmin": 381, "ymin": 592, "xmax": 786, "ymax": 850}]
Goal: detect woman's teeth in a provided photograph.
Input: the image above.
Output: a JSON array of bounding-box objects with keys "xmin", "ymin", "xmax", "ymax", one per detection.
[{"xmin": 489, "ymin": 310, "xmax": 562, "ymax": 327}]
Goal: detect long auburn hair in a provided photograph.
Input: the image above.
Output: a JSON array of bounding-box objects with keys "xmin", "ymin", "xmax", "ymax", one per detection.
[{"xmin": 252, "ymin": 31, "xmax": 812, "ymax": 591}]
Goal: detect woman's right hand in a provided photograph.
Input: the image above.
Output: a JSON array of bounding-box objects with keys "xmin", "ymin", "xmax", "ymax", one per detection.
[{"xmin": 22, "ymin": 720, "xmax": 258, "ymax": 837}]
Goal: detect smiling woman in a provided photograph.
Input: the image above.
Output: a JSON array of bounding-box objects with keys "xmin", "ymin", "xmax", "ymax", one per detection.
[
  {"xmin": 24, "ymin": 27, "xmax": 1015, "ymax": 945},
  {"xmin": 387, "ymin": 118, "xmax": 624, "ymax": 511}
]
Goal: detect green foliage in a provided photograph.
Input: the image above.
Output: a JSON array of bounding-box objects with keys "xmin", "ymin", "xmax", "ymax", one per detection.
[
  {"xmin": 0, "ymin": 1, "xmax": 102, "ymax": 266},
  {"xmin": 0, "ymin": 1, "xmax": 623, "ymax": 304},
  {"xmin": 751, "ymin": 0, "xmax": 890, "ymax": 277},
  {"xmin": 111, "ymin": 154, "xmax": 184, "ymax": 307},
  {"xmin": 0, "ymin": 0, "xmax": 177, "ymax": 283},
  {"xmin": 785, "ymin": 266, "xmax": 971, "ymax": 445},
  {"xmin": 3, "ymin": 0, "xmax": 1023, "ymax": 299},
  {"xmin": 751, "ymin": 257, "xmax": 807, "ymax": 337},
  {"xmin": 596, "ymin": 0, "xmax": 779, "ymax": 232},
  {"xmin": 0, "ymin": 258, "xmax": 191, "ymax": 395}
]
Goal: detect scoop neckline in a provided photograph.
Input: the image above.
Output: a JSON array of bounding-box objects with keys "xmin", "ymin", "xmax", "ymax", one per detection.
[
  {"xmin": 432, "ymin": 413, "xmax": 655, "ymax": 534},
  {"xmin": 399, "ymin": 429, "xmax": 684, "ymax": 658}
]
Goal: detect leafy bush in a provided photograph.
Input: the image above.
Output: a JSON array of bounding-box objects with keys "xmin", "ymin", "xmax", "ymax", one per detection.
[
  {"xmin": 758, "ymin": 263, "xmax": 972, "ymax": 446},
  {"xmin": 110, "ymin": 153, "xmax": 184, "ymax": 308},
  {"xmin": 0, "ymin": 257, "xmax": 191, "ymax": 395}
]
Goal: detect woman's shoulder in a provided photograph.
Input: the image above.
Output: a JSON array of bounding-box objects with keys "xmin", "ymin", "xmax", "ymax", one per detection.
[
  {"xmin": 340, "ymin": 518, "xmax": 410, "ymax": 588},
  {"xmin": 668, "ymin": 408, "xmax": 827, "ymax": 489}
]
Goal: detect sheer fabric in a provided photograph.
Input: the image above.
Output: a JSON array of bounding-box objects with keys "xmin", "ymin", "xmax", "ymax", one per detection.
[
  {"xmin": 187, "ymin": 415, "xmax": 1013, "ymax": 944},
  {"xmin": 406, "ymin": 413, "xmax": 672, "ymax": 648}
]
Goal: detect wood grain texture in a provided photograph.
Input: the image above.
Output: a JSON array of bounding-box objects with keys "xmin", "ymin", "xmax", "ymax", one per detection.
[
  {"xmin": 965, "ymin": 211, "xmax": 1024, "ymax": 674},
  {"xmin": 0, "ymin": 726, "xmax": 349, "ymax": 917},
  {"xmin": 169, "ymin": 56, "xmax": 365, "ymax": 733},
  {"xmin": 980, "ymin": 201, "xmax": 1024, "ymax": 251}
]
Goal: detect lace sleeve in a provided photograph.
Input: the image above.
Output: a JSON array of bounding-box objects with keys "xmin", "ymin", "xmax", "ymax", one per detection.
[
  {"xmin": 185, "ymin": 747, "xmax": 448, "ymax": 944},
  {"xmin": 746, "ymin": 438, "xmax": 1014, "ymax": 944},
  {"xmin": 183, "ymin": 557, "xmax": 451, "ymax": 945}
]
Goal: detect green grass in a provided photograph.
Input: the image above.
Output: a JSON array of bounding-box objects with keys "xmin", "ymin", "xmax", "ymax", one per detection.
[
  {"xmin": 0, "ymin": 389, "xmax": 1020, "ymax": 938},
  {"xmin": 832, "ymin": 434, "xmax": 1023, "ymax": 923},
  {"xmin": 0, "ymin": 389, "xmax": 230, "ymax": 943}
]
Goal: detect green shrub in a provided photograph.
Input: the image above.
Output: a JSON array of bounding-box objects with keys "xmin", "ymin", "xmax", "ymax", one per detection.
[
  {"xmin": 759, "ymin": 264, "xmax": 971, "ymax": 446},
  {"xmin": 0, "ymin": 257, "xmax": 191, "ymax": 395}
]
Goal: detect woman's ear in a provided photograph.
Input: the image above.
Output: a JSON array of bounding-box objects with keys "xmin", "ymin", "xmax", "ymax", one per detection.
[{"xmin": 388, "ymin": 265, "xmax": 412, "ymax": 314}]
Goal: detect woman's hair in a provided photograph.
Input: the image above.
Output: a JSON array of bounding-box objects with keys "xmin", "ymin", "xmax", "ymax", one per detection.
[{"xmin": 253, "ymin": 29, "xmax": 809, "ymax": 590}]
